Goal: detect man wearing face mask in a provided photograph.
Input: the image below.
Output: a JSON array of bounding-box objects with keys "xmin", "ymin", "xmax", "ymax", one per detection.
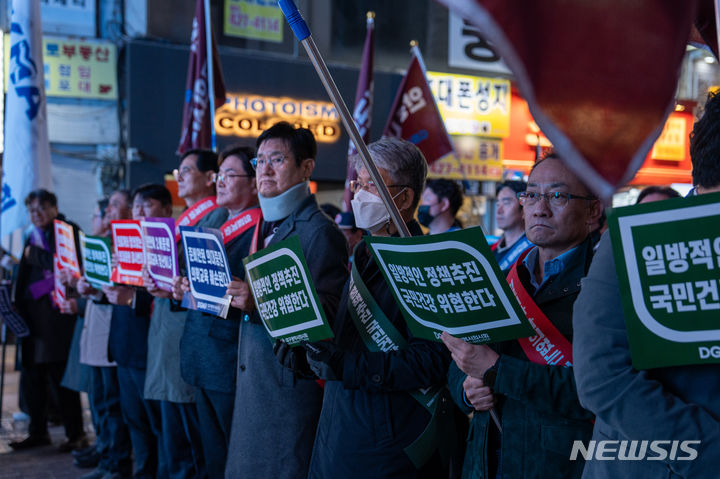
[
  {"xmin": 223, "ymin": 122, "xmax": 348, "ymax": 479},
  {"xmin": 276, "ymin": 137, "xmax": 455, "ymax": 477},
  {"xmin": 418, "ymin": 178, "xmax": 464, "ymax": 235}
]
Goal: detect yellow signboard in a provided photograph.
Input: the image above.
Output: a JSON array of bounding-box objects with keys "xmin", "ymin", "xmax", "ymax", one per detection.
[
  {"xmin": 4, "ymin": 35, "xmax": 117, "ymax": 99},
  {"xmin": 427, "ymin": 72, "xmax": 510, "ymax": 138},
  {"xmin": 650, "ymin": 115, "xmax": 686, "ymax": 161},
  {"xmin": 216, "ymin": 93, "xmax": 341, "ymax": 143},
  {"xmin": 428, "ymin": 136, "xmax": 503, "ymax": 181},
  {"xmin": 224, "ymin": 0, "xmax": 283, "ymax": 43}
]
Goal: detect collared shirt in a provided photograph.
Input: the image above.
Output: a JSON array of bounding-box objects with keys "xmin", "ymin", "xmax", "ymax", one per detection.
[{"xmin": 522, "ymin": 245, "xmax": 581, "ymax": 294}]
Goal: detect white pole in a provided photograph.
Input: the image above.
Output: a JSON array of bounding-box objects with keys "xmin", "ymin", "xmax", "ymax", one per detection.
[{"xmin": 204, "ymin": 0, "xmax": 217, "ymax": 152}]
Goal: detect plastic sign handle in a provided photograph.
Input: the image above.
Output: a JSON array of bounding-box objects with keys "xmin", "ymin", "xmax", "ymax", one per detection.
[{"xmin": 278, "ymin": 0, "xmax": 311, "ymax": 41}]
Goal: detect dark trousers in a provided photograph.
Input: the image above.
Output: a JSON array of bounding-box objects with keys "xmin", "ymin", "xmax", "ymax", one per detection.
[
  {"xmin": 195, "ymin": 388, "xmax": 234, "ymax": 479},
  {"xmin": 116, "ymin": 366, "xmax": 164, "ymax": 479},
  {"xmin": 160, "ymin": 401, "xmax": 207, "ymax": 479},
  {"xmin": 23, "ymin": 360, "xmax": 84, "ymax": 440},
  {"xmin": 91, "ymin": 366, "xmax": 132, "ymax": 474}
]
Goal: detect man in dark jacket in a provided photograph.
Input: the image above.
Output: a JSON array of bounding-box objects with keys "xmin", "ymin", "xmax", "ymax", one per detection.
[
  {"xmin": 10, "ymin": 189, "xmax": 86, "ymax": 451},
  {"xmin": 279, "ymin": 138, "xmax": 453, "ymax": 478},
  {"xmin": 442, "ymin": 153, "xmax": 603, "ymax": 478},
  {"xmin": 573, "ymin": 92, "xmax": 720, "ymax": 479},
  {"xmin": 223, "ymin": 122, "xmax": 349, "ymax": 478}
]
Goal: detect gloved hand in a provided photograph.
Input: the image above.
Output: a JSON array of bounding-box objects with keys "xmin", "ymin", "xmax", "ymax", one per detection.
[
  {"xmin": 302, "ymin": 341, "xmax": 345, "ymax": 381},
  {"xmin": 273, "ymin": 339, "xmax": 314, "ymax": 379}
]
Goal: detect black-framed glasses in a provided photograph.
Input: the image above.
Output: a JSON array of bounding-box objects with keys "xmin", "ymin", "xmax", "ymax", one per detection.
[
  {"xmin": 349, "ymin": 180, "xmax": 410, "ymax": 195},
  {"xmin": 212, "ymin": 172, "xmax": 251, "ymax": 184},
  {"xmin": 517, "ymin": 191, "xmax": 596, "ymax": 208},
  {"xmin": 251, "ymin": 155, "xmax": 287, "ymax": 170}
]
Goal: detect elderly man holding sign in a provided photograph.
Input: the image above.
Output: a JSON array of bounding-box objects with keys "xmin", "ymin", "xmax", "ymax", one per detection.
[
  {"xmin": 442, "ymin": 153, "xmax": 602, "ymax": 479},
  {"xmin": 275, "ymin": 137, "xmax": 456, "ymax": 477},
  {"xmin": 223, "ymin": 122, "xmax": 348, "ymax": 478}
]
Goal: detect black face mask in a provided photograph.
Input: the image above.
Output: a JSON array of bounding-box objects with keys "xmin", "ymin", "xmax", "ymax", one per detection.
[{"xmin": 417, "ymin": 204, "xmax": 435, "ymax": 227}]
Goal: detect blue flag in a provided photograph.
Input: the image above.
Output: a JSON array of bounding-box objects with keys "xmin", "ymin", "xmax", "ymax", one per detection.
[{"xmin": 2, "ymin": 0, "xmax": 52, "ymax": 236}]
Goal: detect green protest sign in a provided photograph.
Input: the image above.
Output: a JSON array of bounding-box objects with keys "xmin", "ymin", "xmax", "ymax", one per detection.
[
  {"xmin": 81, "ymin": 233, "xmax": 113, "ymax": 288},
  {"xmin": 608, "ymin": 192, "xmax": 720, "ymax": 369},
  {"xmin": 364, "ymin": 227, "xmax": 533, "ymax": 344},
  {"xmin": 243, "ymin": 235, "xmax": 334, "ymax": 346}
]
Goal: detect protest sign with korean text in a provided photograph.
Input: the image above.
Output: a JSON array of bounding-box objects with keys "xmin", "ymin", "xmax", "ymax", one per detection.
[
  {"xmin": 608, "ymin": 192, "xmax": 720, "ymax": 369},
  {"xmin": 52, "ymin": 254, "xmax": 66, "ymax": 307},
  {"xmin": 243, "ymin": 235, "xmax": 334, "ymax": 346},
  {"xmin": 141, "ymin": 218, "xmax": 178, "ymax": 292},
  {"xmin": 54, "ymin": 219, "xmax": 80, "ymax": 277},
  {"xmin": 180, "ymin": 226, "xmax": 232, "ymax": 317},
  {"xmin": 80, "ymin": 233, "xmax": 113, "ymax": 289},
  {"xmin": 0, "ymin": 284, "xmax": 29, "ymax": 338},
  {"xmin": 364, "ymin": 227, "xmax": 533, "ymax": 344},
  {"xmin": 110, "ymin": 220, "xmax": 144, "ymax": 286}
]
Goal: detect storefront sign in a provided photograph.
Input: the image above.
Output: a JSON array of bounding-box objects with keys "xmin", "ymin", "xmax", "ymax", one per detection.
[
  {"xmin": 365, "ymin": 228, "xmax": 533, "ymax": 344},
  {"xmin": 110, "ymin": 220, "xmax": 145, "ymax": 287},
  {"xmin": 81, "ymin": 233, "xmax": 113, "ymax": 289},
  {"xmin": 141, "ymin": 218, "xmax": 178, "ymax": 292},
  {"xmin": 224, "ymin": 0, "xmax": 283, "ymax": 43},
  {"xmin": 427, "ymin": 71, "xmax": 510, "ymax": 138},
  {"xmin": 244, "ymin": 236, "xmax": 334, "ymax": 346},
  {"xmin": 180, "ymin": 226, "xmax": 232, "ymax": 317},
  {"xmin": 4, "ymin": 35, "xmax": 117, "ymax": 99},
  {"xmin": 429, "ymin": 136, "xmax": 503, "ymax": 181},
  {"xmin": 609, "ymin": 193, "xmax": 720, "ymax": 369},
  {"xmin": 54, "ymin": 219, "xmax": 80, "ymax": 277},
  {"xmin": 216, "ymin": 93, "xmax": 341, "ymax": 143},
  {"xmin": 448, "ymin": 12, "xmax": 511, "ymax": 75},
  {"xmin": 40, "ymin": 0, "xmax": 96, "ymax": 37},
  {"xmin": 650, "ymin": 114, "xmax": 686, "ymax": 161}
]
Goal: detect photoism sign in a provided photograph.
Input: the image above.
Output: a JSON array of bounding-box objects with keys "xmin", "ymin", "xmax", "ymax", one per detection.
[
  {"xmin": 609, "ymin": 192, "xmax": 720, "ymax": 369},
  {"xmin": 364, "ymin": 227, "xmax": 533, "ymax": 344},
  {"xmin": 141, "ymin": 217, "xmax": 178, "ymax": 292},
  {"xmin": 80, "ymin": 233, "xmax": 113, "ymax": 289},
  {"xmin": 244, "ymin": 235, "xmax": 334, "ymax": 346},
  {"xmin": 180, "ymin": 226, "xmax": 232, "ymax": 318}
]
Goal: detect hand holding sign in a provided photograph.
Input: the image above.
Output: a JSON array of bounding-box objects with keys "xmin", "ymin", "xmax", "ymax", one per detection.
[
  {"xmin": 102, "ymin": 284, "xmax": 135, "ymax": 306},
  {"xmin": 441, "ymin": 331, "xmax": 499, "ymax": 379},
  {"xmin": 226, "ymin": 278, "xmax": 254, "ymax": 311},
  {"xmin": 463, "ymin": 375, "xmax": 495, "ymax": 411},
  {"xmin": 172, "ymin": 275, "xmax": 190, "ymax": 302},
  {"xmin": 76, "ymin": 277, "xmax": 97, "ymax": 296},
  {"xmin": 142, "ymin": 265, "xmax": 172, "ymax": 299}
]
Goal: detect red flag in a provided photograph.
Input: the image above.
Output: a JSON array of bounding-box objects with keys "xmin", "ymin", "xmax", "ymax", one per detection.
[
  {"xmin": 177, "ymin": 0, "xmax": 227, "ymax": 155},
  {"xmin": 343, "ymin": 12, "xmax": 376, "ymax": 211},
  {"xmin": 438, "ymin": 0, "xmax": 697, "ymax": 200},
  {"xmin": 383, "ymin": 46, "xmax": 454, "ymax": 165}
]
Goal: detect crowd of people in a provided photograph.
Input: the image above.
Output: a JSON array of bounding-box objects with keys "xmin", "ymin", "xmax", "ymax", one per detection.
[{"xmin": 6, "ymin": 85, "xmax": 720, "ymax": 479}]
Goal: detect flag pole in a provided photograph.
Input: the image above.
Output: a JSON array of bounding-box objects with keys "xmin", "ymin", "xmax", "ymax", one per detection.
[
  {"xmin": 204, "ymin": 0, "xmax": 217, "ymax": 152},
  {"xmin": 279, "ymin": 0, "xmax": 410, "ymax": 238}
]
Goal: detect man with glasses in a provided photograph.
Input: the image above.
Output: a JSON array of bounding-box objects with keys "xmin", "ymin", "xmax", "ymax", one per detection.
[
  {"xmin": 491, "ymin": 180, "xmax": 533, "ymax": 272},
  {"xmin": 223, "ymin": 122, "xmax": 348, "ymax": 478},
  {"xmin": 442, "ymin": 152, "xmax": 602, "ymax": 479},
  {"xmin": 174, "ymin": 145, "xmax": 259, "ymax": 478}
]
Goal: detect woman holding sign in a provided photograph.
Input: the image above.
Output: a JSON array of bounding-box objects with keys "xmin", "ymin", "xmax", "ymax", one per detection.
[{"xmin": 277, "ymin": 138, "xmax": 455, "ymax": 478}]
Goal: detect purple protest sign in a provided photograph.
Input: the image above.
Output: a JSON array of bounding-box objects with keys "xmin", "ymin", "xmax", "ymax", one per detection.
[{"xmin": 141, "ymin": 217, "xmax": 179, "ymax": 292}]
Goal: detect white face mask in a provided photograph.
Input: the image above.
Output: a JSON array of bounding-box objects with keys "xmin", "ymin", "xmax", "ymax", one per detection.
[{"xmin": 351, "ymin": 188, "xmax": 406, "ymax": 233}]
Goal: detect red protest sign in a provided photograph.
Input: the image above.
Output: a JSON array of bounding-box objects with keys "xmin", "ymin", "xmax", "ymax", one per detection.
[
  {"xmin": 110, "ymin": 220, "xmax": 145, "ymax": 286},
  {"xmin": 52, "ymin": 254, "xmax": 66, "ymax": 307},
  {"xmin": 54, "ymin": 219, "xmax": 80, "ymax": 277}
]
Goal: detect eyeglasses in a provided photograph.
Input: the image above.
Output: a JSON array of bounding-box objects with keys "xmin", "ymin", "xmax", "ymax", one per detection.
[
  {"xmin": 350, "ymin": 180, "xmax": 410, "ymax": 195},
  {"xmin": 172, "ymin": 166, "xmax": 198, "ymax": 181},
  {"xmin": 517, "ymin": 191, "xmax": 597, "ymax": 209},
  {"xmin": 251, "ymin": 155, "xmax": 287, "ymax": 170},
  {"xmin": 212, "ymin": 172, "xmax": 251, "ymax": 184}
]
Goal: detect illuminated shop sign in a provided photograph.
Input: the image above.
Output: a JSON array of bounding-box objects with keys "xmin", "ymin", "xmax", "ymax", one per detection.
[{"xmin": 215, "ymin": 93, "xmax": 342, "ymax": 143}]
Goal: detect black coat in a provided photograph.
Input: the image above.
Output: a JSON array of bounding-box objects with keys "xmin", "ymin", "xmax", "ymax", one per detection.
[
  {"xmin": 309, "ymin": 221, "xmax": 452, "ymax": 479},
  {"xmin": 15, "ymin": 214, "xmax": 80, "ymax": 365}
]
